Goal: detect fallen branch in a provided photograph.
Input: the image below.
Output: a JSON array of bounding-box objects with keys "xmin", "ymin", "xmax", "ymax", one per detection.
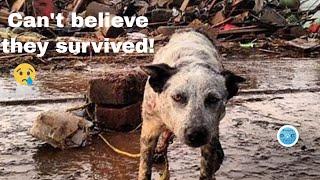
[
  {"xmin": 0, "ymin": 96, "xmax": 84, "ymax": 106},
  {"xmin": 239, "ymin": 87, "xmax": 320, "ymax": 95},
  {"xmin": 0, "ymin": 53, "xmax": 36, "ymax": 60}
]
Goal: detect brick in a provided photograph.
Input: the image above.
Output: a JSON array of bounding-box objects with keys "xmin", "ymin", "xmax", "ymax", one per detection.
[
  {"xmin": 95, "ymin": 102, "xmax": 142, "ymax": 131},
  {"xmin": 88, "ymin": 69, "xmax": 147, "ymax": 105}
]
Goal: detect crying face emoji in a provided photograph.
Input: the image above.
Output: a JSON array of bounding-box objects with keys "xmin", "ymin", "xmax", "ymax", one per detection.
[{"xmin": 13, "ymin": 63, "xmax": 36, "ymax": 86}]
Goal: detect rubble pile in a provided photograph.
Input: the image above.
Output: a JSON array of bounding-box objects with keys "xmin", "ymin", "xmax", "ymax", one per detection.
[{"xmin": 0, "ymin": 0, "xmax": 319, "ymax": 55}]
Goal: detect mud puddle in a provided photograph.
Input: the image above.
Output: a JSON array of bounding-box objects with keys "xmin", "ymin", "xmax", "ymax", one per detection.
[{"xmin": 0, "ymin": 57, "xmax": 320, "ymax": 179}]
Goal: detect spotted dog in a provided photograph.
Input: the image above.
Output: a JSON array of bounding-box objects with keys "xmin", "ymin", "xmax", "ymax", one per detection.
[{"xmin": 139, "ymin": 30, "xmax": 245, "ymax": 180}]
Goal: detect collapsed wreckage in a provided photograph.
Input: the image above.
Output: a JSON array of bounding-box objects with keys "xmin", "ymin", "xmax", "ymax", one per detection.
[{"xmin": 0, "ymin": 0, "xmax": 319, "ymax": 53}]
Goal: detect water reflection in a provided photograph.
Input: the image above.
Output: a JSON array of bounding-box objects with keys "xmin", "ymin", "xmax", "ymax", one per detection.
[{"xmin": 224, "ymin": 58, "xmax": 320, "ymax": 90}]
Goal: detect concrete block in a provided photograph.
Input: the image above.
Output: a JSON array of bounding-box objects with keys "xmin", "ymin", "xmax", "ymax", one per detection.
[
  {"xmin": 95, "ymin": 102, "xmax": 142, "ymax": 131},
  {"xmin": 88, "ymin": 69, "xmax": 147, "ymax": 105}
]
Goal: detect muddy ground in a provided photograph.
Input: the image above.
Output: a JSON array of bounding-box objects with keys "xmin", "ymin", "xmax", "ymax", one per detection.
[{"xmin": 0, "ymin": 52, "xmax": 320, "ymax": 180}]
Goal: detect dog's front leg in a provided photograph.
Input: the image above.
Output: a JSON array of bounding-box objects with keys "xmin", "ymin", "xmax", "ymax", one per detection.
[
  {"xmin": 200, "ymin": 137, "xmax": 224, "ymax": 180},
  {"xmin": 138, "ymin": 119, "xmax": 162, "ymax": 180}
]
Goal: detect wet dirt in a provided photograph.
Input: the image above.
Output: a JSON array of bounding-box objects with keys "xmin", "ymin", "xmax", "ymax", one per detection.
[{"xmin": 0, "ymin": 55, "xmax": 320, "ymax": 179}]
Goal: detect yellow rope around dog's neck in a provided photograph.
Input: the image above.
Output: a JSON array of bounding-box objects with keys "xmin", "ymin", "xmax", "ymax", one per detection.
[{"xmin": 98, "ymin": 134, "xmax": 141, "ymax": 158}]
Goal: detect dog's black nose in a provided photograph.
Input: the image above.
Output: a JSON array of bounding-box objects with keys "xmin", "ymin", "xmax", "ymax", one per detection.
[{"xmin": 185, "ymin": 127, "xmax": 208, "ymax": 147}]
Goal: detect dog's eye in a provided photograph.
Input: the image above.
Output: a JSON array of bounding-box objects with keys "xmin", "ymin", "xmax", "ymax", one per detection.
[
  {"xmin": 205, "ymin": 95, "xmax": 220, "ymax": 107},
  {"xmin": 172, "ymin": 93, "xmax": 187, "ymax": 104}
]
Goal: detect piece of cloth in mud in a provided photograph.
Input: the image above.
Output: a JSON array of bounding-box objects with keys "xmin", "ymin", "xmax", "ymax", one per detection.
[{"xmin": 29, "ymin": 110, "xmax": 93, "ymax": 149}]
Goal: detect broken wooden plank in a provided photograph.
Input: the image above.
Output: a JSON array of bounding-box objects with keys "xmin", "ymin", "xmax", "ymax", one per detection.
[
  {"xmin": 286, "ymin": 38, "xmax": 320, "ymax": 50},
  {"xmin": 11, "ymin": 0, "xmax": 26, "ymax": 12},
  {"xmin": 0, "ymin": 96, "xmax": 84, "ymax": 106},
  {"xmin": 218, "ymin": 26, "xmax": 268, "ymax": 35}
]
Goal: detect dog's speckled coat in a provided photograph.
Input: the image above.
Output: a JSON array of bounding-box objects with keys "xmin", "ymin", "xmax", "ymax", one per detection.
[{"xmin": 138, "ymin": 30, "xmax": 245, "ymax": 180}]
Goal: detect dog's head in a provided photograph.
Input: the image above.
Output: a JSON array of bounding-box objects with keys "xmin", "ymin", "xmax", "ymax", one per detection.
[{"xmin": 141, "ymin": 63, "xmax": 245, "ymax": 147}]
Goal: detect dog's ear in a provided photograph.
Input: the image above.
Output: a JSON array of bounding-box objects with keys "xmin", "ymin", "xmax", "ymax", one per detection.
[
  {"xmin": 140, "ymin": 63, "xmax": 177, "ymax": 93},
  {"xmin": 221, "ymin": 70, "xmax": 246, "ymax": 99}
]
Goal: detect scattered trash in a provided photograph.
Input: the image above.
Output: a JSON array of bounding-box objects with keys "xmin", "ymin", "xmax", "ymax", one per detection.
[
  {"xmin": 279, "ymin": 0, "xmax": 300, "ymax": 10},
  {"xmin": 29, "ymin": 110, "xmax": 93, "ymax": 149},
  {"xmin": 0, "ymin": 0, "xmax": 319, "ymax": 57},
  {"xmin": 260, "ymin": 7, "xmax": 287, "ymax": 27},
  {"xmin": 300, "ymin": 0, "xmax": 320, "ymax": 11},
  {"xmin": 240, "ymin": 42, "xmax": 256, "ymax": 48},
  {"xmin": 309, "ymin": 21, "xmax": 320, "ymax": 33}
]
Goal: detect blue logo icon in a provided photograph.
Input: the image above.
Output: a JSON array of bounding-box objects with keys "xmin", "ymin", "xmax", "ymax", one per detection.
[{"xmin": 277, "ymin": 125, "xmax": 299, "ymax": 147}]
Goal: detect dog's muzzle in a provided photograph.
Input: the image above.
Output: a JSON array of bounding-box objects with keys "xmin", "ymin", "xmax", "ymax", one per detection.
[{"xmin": 184, "ymin": 127, "xmax": 209, "ymax": 147}]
